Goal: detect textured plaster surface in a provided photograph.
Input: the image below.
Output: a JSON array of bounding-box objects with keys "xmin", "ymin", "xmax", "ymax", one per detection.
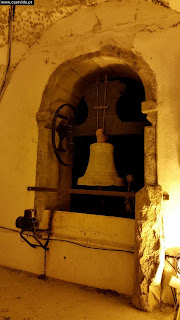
[
  {"xmin": 134, "ymin": 22, "xmax": 180, "ymax": 248},
  {"xmin": 0, "ymin": 211, "xmax": 135, "ymax": 296},
  {"xmin": 147, "ymin": 0, "xmax": 180, "ymax": 12},
  {"xmin": 0, "ymin": 0, "xmax": 180, "ymax": 88},
  {"xmin": 42, "ymin": 211, "xmax": 135, "ymax": 295},
  {"xmin": 133, "ymin": 185, "xmax": 164, "ymax": 311}
]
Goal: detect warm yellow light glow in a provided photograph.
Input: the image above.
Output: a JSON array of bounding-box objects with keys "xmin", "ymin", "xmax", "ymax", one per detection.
[
  {"xmin": 163, "ymin": 184, "xmax": 180, "ymax": 249},
  {"xmin": 177, "ymin": 259, "xmax": 180, "ymax": 278},
  {"xmin": 169, "ymin": 276, "xmax": 180, "ymax": 289}
]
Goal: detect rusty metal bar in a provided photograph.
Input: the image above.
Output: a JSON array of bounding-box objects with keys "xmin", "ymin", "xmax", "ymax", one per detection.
[
  {"xmin": 27, "ymin": 186, "xmax": 169, "ymax": 200},
  {"xmin": 27, "ymin": 187, "xmax": 58, "ymax": 192},
  {"xmin": 27, "ymin": 187, "xmax": 135, "ymax": 197}
]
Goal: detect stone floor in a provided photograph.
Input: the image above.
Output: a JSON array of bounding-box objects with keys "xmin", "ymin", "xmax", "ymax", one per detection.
[{"xmin": 0, "ymin": 265, "xmax": 175, "ymax": 320}]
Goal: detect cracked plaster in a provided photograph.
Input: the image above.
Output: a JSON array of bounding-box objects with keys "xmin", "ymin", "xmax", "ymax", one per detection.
[
  {"xmin": 0, "ymin": 0, "xmax": 112, "ymax": 48},
  {"xmin": 0, "ymin": 1, "xmax": 179, "ymax": 55},
  {"xmin": 0, "ymin": 0, "xmax": 179, "ymax": 49},
  {"xmin": 147, "ymin": 0, "xmax": 180, "ymax": 12}
]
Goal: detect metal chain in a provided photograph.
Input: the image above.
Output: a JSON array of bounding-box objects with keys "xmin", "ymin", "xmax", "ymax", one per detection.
[
  {"xmin": 43, "ymin": 249, "xmax": 47, "ymax": 278},
  {"xmin": 96, "ymin": 76, "xmax": 99, "ymax": 130},
  {"xmin": 39, "ymin": 211, "xmax": 54, "ymax": 280}
]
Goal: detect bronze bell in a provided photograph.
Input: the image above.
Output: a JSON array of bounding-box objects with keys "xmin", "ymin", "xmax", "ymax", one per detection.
[{"xmin": 77, "ymin": 129, "xmax": 124, "ymax": 187}]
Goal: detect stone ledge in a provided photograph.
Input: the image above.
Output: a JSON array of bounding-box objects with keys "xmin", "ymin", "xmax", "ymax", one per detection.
[
  {"xmin": 141, "ymin": 101, "xmax": 157, "ymax": 113},
  {"xmin": 146, "ymin": 111, "xmax": 157, "ymax": 125}
]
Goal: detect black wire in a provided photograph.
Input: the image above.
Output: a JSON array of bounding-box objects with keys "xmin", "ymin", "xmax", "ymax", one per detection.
[
  {"xmin": 47, "ymin": 237, "xmax": 134, "ymax": 253},
  {"xmin": 0, "ymin": 5, "xmax": 14, "ymax": 99},
  {"xmin": 0, "ymin": 226, "xmax": 134, "ymax": 253},
  {"xmin": 175, "ymin": 253, "xmax": 180, "ymax": 260},
  {"xmin": 0, "ymin": 226, "xmax": 20, "ymax": 233},
  {"xmin": 171, "ymin": 287, "xmax": 177, "ymax": 306},
  {"xmin": 0, "ymin": 226, "xmax": 49, "ymax": 233},
  {"xmin": 12, "ymin": 5, "xmax": 16, "ymax": 19},
  {"xmin": 165, "ymin": 256, "xmax": 180, "ymax": 275}
]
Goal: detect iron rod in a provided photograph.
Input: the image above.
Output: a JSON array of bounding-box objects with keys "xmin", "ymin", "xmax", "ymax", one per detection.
[
  {"xmin": 27, "ymin": 187, "xmax": 57, "ymax": 192},
  {"xmin": 27, "ymin": 186, "xmax": 169, "ymax": 200},
  {"xmin": 27, "ymin": 187, "xmax": 135, "ymax": 197}
]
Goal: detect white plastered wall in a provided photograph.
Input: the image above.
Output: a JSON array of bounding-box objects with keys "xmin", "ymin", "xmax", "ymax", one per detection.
[{"xmin": 0, "ymin": 0, "xmax": 180, "ymax": 296}]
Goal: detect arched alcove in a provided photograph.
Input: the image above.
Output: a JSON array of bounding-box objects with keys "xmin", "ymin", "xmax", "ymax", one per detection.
[
  {"xmin": 35, "ymin": 47, "xmax": 163, "ymax": 312},
  {"xmin": 36, "ymin": 48, "xmax": 157, "ymax": 213}
]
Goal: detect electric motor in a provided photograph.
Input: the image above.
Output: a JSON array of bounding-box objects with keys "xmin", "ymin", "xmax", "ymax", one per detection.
[{"xmin": 15, "ymin": 209, "xmax": 39, "ymax": 231}]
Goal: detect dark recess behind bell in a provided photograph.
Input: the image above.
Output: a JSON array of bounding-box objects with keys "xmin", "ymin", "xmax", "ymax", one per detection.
[
  {"xmin": 75, "ymin": 96, "xmax": 88, "ymax": 125},
  {"xmin": 75, "ymin": 78, "xmax": 150, "ymax": 125},
  {"xmin": 68, "ymin": 77, "xmax": 148, "ymax": 217},
  {"xmin": 115, "ymin": 78, "xmax": 149, "ymax": 123}
]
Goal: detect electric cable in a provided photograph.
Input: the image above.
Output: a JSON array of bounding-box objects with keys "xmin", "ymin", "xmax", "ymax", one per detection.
[
  {"xmin": 0, "ymin": 225, "xmax": 20, "ymax": 233},
  {"xmin": 166, "ymin": 254, "xmax": 180, "ymax": 318},
  {"xmin": 47, "ymin": 237, "xmax": 134, "ymax": 253},
  {"xmin": 165, "ymin": 255, "xmax": 180, "ymax": 276},
  {"xmin": 0, "ymin": 5, "xmax": 15, "ymax": 101},
  {"xmin": 0, "ymin": 225, "xmax": 134, "ymax": 253}
]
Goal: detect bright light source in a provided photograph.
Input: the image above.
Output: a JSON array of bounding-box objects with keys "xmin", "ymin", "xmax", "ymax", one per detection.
[
  {"xmin": 169, "ymin": 276, "xmax": 180, "ymax": 289},
  {"xmin": 177, "ymin": 259, "xmax": 180, "ymax": 278}
]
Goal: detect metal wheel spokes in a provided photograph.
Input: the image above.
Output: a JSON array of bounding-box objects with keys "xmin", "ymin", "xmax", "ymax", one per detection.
[{"xmin": 52, "ymin": 104, "xmax": 76, "ymax": 166}]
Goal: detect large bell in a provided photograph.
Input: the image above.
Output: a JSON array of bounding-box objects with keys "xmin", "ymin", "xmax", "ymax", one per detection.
[{"xmin": 77, "ymin": 142, "xmax": 124, "ymax": 187}]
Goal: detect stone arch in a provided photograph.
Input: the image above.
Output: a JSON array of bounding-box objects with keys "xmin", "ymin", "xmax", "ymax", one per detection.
[
  {"xmin": 36, "ymin": 46, "xmax": 158, "ymax": 211},
  {"xmin": 39, "ymin": 46, "xmax": 157, "ymax": 114},
  {"xmin": 36, "ymin": 46, "xmax": 163, "ymax": 312}
]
